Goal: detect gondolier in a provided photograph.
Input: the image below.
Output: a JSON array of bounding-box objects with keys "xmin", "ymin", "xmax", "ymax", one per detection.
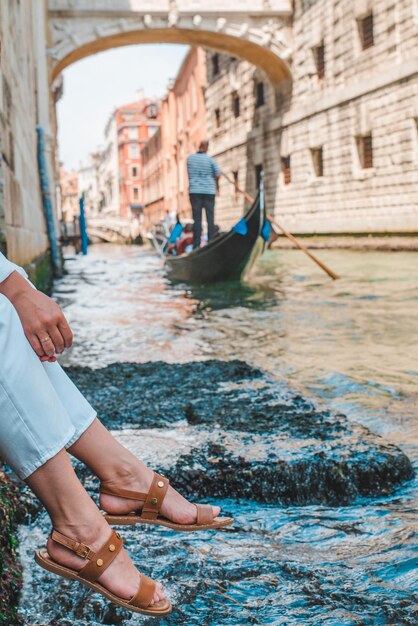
[{"xmin": 187, "ymin": 140, "xmax": 222, "ymax": 249}]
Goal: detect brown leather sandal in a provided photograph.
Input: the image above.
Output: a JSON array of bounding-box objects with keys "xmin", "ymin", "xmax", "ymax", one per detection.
[
  {"xmin": 100, "ymin": 472, "xmax": 234, "ymax": 531},
  {"xmin": 35, "ymin": 528, "xmax": 172, "ymax": 616}
]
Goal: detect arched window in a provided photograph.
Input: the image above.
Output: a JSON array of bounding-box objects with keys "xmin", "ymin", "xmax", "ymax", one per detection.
[
  {"xmin": 191, "ymin": 75, "xmax": 198, "ymax": 114},
  {"xmin": 212, "ymin": 53, "xmax": 220, "ymax": 77}
]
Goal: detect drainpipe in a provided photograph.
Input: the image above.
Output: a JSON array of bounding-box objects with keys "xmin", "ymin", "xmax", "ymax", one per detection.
[
  {"xmin": 36, "ymin": 125, "xmax": 62, "ymax": 277},
  {"xmin": 79, "ymin": 193, "xmax": 89, "ymax": 255}
]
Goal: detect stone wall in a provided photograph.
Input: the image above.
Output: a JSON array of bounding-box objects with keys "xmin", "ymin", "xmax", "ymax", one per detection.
[
  {"xmin": 0, "ymin": 1, "xmax": 57, "ymax": 268},
  {"xmin": 205, "ymin": 53, "xmax": 282, "ymax": 229},
  {"xmin": 206, "ymin": 0, "xmax": 418, "ymax": 233}
]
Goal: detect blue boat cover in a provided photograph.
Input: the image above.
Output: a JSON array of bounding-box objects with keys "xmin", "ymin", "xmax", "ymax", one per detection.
[
  {"xmin": 168, "ymin": 222, "xmax": 183, "ymax": 243},
  {"xmin": 232, "ymin": 217, "xmax": 248, "ymax": 236},
  {"xmin": 261, "ymin": 219, "xmax": 271, "ymax": 242}
]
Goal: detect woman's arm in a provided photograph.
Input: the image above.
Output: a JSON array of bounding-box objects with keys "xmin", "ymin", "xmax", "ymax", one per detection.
[{"xmin": 0, "ymin": 253, "xmax": 73, "ymax": 361}]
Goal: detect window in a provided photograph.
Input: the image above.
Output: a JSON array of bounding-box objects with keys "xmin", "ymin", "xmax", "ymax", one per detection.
[
  {"xmin": 356, "ymin": 134, "xmax": 373, "ymax": 168},
  {"xmin": 132, "ymin": 186, "xmax": 140, "ymax": 202},
  {"xmin": 255, "ymin": 164, "xmax": 264, "ymax": 189},
  {"xmin": 256, "ymin": 82, "xmax": 265, "ymax": 108},
  {"xmin": 311, "ymin": 147, "xmax": 324, "ymax": 177},
  {"xmin": 232, "ymin": 93, "xmax": 240, "ymax": 118},
  {"xmin": 131, "ymin": 165, "xmax": 139, "ymax": 178},
  {"xmin": 233, "ymin": 170, "xmax": 239, "ymax": 194},
  {"xmin": 414, "ymin": 118, "xmax": 418, "ymax": 159},
  {"xmin": 128, "ymin": 127, "xmax": 137, "ymax": 139},
  {"xmin": 281, "ymin": 156, "xmax": 291, "ymax": 185},
  {"xmin": 358, "ymin": 13, "xmax": 374, "ymax": 50},
  {"xmin": 179, "ymin": 157, "xmax": 184, "ymax": 193},
  {"xmin": 212, "ymin": 53, "xmax": 220, "ymax": 77},
  {"xmin": 191, "ymin": 76, "xmax": 198, "ymax": 113},
  {"xmin": 313, "ymin": 43, "xmax": 325, "ymax": 79},
  {"xmin": 177, "ymin": 101, "xmax": 183, "ymax": 129},
  {"xmin": 185, "ymin": 93, "xmax": 191, "ymax": 120},
  {"xmin": 129, "ymin": 144, "xmax": 139, "ymax": 158},
  {"xmin": 215, "ymin": 108, "xmax": 221, "ymax": 128},
  {"xmin": 147, "ymin": 103, "xmax": 158, "ymax": 119}
]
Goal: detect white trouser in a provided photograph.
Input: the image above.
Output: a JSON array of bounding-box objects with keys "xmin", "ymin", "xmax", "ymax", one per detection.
[{"xmin": 0, "ymin": 293, "xmax": 96, "ymax": 479}]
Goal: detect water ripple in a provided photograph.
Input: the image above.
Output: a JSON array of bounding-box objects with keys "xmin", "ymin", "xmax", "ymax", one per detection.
[{"xmin": 18, "ymin": 244, "xmax": 418, "ymax": 625}]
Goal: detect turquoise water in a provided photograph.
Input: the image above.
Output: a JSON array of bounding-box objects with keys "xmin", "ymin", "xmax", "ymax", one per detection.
[{"xmin": 18, "ymin": 245, "xmax": 418, "ymax": 625}]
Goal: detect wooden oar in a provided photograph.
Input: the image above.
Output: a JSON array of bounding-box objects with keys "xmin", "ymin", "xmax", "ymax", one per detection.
[{"xmin": 222, "ymin": 174, "xmax": 340, "ymax": 280}]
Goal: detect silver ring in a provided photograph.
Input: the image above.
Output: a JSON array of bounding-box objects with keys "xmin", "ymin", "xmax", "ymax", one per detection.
[{"xmin": 40, "ymin": 336, "xmax": 51, "ymax": 344}]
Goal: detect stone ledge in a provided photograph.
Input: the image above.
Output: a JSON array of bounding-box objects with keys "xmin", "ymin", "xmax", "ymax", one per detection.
[
  {"xmin": 65, "ymin": 360, "xmax": 414, "ymax": 506},
  {"xmin": 270, "ymin": 234, "xmax": 418, "ymax": 251}
]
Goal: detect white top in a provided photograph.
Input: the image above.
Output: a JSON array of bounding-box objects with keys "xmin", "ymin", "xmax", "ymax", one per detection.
[{"xmin": 0, "ymin": 252, "xmax": 27, "ymax": 283}]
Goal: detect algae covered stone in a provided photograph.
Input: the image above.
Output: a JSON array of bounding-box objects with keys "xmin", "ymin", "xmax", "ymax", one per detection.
[{"xmin": 65, "ymin": 360, "xmax": 414, "ymax": 505}]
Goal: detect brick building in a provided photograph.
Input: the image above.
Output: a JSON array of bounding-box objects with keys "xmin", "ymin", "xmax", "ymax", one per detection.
[
  {"xmin": 116, "ymin": 99, "xmax": 160, "ymax": 219},
  {"xmin": 142, "ymin": 47, "xmax": 207, "ymax": 226},
  {"xmin": 97, "ymin": 98, "xmax": 160, "ymax": 220},
  {"xmin": 2, "ymin": 1, "xmax": 417, "ymax": 276},
  {"xmin": 141, "ymin": 94, "xmax": 174, "ymax": 223},
  {"xmin": 205, "ymin": 0, "xmax": 418, "ymax": 233}
]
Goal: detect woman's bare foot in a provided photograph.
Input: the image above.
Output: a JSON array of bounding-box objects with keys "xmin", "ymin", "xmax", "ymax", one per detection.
[
  {"xmin": 99, "ymin": 460, "xmax": 221, "ymax": 524},
  {"xmin": 46, "ymin": 519, "xmax": 165, "ymax": 606}
]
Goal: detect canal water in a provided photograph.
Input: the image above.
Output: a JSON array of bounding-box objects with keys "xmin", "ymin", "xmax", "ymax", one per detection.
[{"xmin": 18, "ymin": 245, "xmax": 418, "ymax": 625}]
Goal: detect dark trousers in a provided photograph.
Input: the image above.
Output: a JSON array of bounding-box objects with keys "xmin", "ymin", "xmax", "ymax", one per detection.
[{"xmin": 190, "ymin": 193, "xmax": 216, "ymax": 249}]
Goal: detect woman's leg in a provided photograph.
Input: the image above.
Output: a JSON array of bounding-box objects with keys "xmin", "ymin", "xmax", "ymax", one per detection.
[
  {"xmin": 68, "ymin": 419, "xmax": 221, "ymax": 524},
  {"xmin": 0, "ymin": 296, "xmax": 165, "ymax": 603},
  {"xmin": 27, "ymin": 448, "xmax": 165, "ymax": 604},
  {"xmin": 0, "ymin": 294, "xmax": 84, "ymax": 480}
]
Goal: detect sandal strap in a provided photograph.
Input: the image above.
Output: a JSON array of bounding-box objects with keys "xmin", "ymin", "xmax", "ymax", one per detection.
[
  {"xmin": 50, "ymin": 529, "xmax": 95, "ymax": 559},
  {"xmin": 196, "ymin": 504, "xmax": 214, "ymax": 525},
  {"xmin": 100, "ymin": 484, "xmax": 148, "ymax": 502},
  {"xmin": 141, "ymin": 472, "xmax": 169, "ymax": 520},
  {"xmin": 130, "ymin": 574, "xmax": 156, "ymax": 609},
  {"xmin": 51, "ymin": 528, "xmax": 123, "ymax": 583},
  {"xmin": 80, "ymin": 529, "xmax": 123, "ymax": 583}
]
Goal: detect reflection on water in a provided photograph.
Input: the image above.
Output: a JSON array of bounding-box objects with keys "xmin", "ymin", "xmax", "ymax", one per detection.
[
  {"xmin": 56, "ymin": 246, "xmax": 204, "ymax": 367},
  {"xmin": 191, "ymin": 249, "xmax": 418, "ymax": 453},
  {"xmin": 18, "ymin": 244, "xmax": 418, "ymax": 625}
]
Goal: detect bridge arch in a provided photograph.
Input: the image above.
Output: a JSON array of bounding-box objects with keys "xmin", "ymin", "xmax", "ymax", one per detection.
[{"xmin": 47, "ymin": 2, "xmax": 293, "ymax": 83}]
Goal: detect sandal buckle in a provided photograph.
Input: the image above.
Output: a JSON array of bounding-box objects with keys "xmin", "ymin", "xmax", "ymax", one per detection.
[{"xmin": 77, "ymin": 544, "xmax": 92, "ymax": 559}]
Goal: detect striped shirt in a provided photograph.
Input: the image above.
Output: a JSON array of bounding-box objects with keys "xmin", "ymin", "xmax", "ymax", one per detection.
[{"xmin": 187, "ymin": 152, "xmax": 221, "ymax": 195}]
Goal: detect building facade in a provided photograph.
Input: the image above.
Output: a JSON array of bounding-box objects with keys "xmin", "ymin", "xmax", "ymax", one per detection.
[
  {"xmin": 77, "ymin": 151, "xmax": 101, "ymax": 215},
  {"xmin": 0, "ymin": 0, "xmax": 57, "ymax": 272},
  {"xmin": 59, "ymin": 166, "xmax": 78, "ymax": 223},
  {"xmin": 142, "ymin": 47, "xmax": 208, "ymax": 226},
  {"xmin": 205, "ymin": 0, "xmax": 418, "ymax": 233},
  {"xmin": 96, "ymin": 98, "xmax": 160, "ymax": 221},
  {"xmin": 115, "ymin": 100, "xmax": 160, "ymax": 220},
  {"xmin": 1, "ymin": 0, "xmax": 417, "ymax": 276}
]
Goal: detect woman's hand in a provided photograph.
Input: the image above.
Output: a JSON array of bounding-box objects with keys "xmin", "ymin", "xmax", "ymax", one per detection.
[{"xmin": 0, "ymin": 271, "xmax": 73, "ymax": 362}]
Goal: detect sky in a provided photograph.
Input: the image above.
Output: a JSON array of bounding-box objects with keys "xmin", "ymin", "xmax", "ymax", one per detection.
[{"xmin": 57, "ymin": 44, "xmax": 189, "ymax": 171}]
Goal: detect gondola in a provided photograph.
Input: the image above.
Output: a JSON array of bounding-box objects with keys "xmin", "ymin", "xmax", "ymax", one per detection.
[{"xmin": 148, "ymin": 181, "xmax": 269, "ymax": 284}]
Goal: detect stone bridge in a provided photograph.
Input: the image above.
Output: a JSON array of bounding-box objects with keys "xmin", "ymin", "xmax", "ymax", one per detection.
[{"xmin": 47, "ymin": 0, "xmax": 293, "ymax": 83}]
